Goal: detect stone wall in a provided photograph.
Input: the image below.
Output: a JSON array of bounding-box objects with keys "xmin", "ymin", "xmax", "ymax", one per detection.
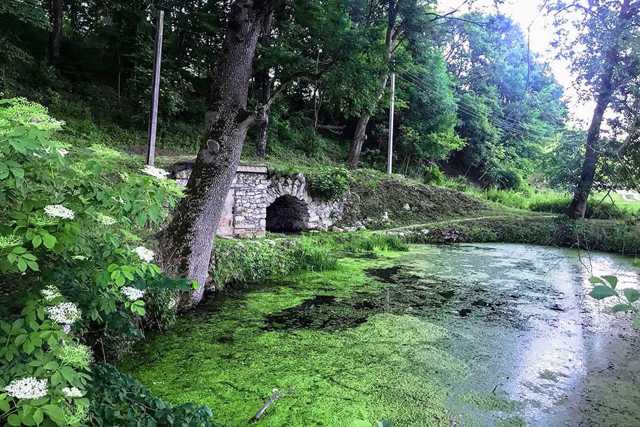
[{"xmin": 171, "ymin": 163, "xmax": 344, "ymax": 236}]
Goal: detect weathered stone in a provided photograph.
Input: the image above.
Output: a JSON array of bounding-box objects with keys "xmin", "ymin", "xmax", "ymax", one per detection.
[{"xmin": 172, "ymin": 162, "xmax": 345, "ymax": 236}]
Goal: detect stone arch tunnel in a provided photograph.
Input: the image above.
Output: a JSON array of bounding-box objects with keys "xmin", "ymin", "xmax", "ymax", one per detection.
[{"xmin": 170, "ymin": 162, "xmax": 344, "ymax": 237}]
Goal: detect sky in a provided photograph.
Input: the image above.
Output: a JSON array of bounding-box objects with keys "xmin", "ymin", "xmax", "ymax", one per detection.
[{"xmin": 437, "ymin": 0, "xmax": 595, "ymax": 127}]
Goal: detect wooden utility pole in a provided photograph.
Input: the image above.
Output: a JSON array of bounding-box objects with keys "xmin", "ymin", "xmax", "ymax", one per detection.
[
  {"xmin": 146, "ymin": 10, "xmax": 164, "ymax": 166},
  {"xmin": 387, "ymin": 72, "xmax": 395, "ymax": 175}
]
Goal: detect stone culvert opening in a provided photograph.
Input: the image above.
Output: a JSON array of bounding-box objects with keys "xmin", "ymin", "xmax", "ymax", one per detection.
[{"xmin": 266, "ymin": 195, "xmax": 310, "ymax": 233}]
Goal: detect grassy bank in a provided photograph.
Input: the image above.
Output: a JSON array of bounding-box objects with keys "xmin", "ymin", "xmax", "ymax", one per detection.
[{"xmin": 388, "ymin": 215, "xmax": 640, "ymax": 257}]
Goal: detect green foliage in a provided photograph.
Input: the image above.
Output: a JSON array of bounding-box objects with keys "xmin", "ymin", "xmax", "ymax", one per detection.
[
  {"xmin": 88, "ymin": 364, "xmax": 216, "ymax": 427},
  {"xmin": 0, "ymin": 299, "xmax": 91, "ymax": 426},
  {"xmin": 589, "ymin": 275, "xmax": 640, "ymax": 329},
  {"xmin": 306, "ymin": 166, "xmax": 350, "ymax": 200},
  {"xmin": 0, "ymin": 99, "xmax": 192, "ymax": 423},
  {"xmin": 422, "ymin": 164, "xmax": 445, "ymax": 185},
  {"xmin": 211, "ymin": 238, "xmax": 303, "ymax": 287},
  {"xmin": 485, "ymin": 168, "xmax": 522, "ymax": 191}
]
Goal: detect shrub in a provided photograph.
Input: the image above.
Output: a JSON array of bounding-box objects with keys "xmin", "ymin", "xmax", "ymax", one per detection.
[
  {"xmin": 306, "ymin": 166, "xmax": 350, "ymax": 200},
  {"xmin": 422, "ymin": 164, "xmax": 445, "ymax": 186},
  {"xmin": 290, "ymin": 239, "xmax": 337, "ymax": 271},
  {"xmin": 88, "ymin": 364, "xmax": 216, "ymax": 427},
  {"xmin": 486, "ymin": 167, "xmax": 522, "ymax": 190},
  {"xmin": 0, "ymin": 98, "xmax": 192, "ymax": 425}
]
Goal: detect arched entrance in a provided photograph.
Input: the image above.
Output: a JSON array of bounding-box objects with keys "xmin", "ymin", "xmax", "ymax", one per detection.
[{"xmin": 266, "ymin": 195, "xmax": 309, "ymax": 233}]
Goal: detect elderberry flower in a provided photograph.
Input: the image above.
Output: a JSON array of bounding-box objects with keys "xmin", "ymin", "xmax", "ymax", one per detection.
[
  {"xmin": 141, "ymin": 165, "xmax": 170, "ymax": 179},
  {"xmin": 96, "ymin": 213, "xmax": 116, "ymax": 226},
  {"xmin": 41, "ymin": 285, "xmax": 62, "ymax": 302},
  {"xmin": 0, "ymin": 234, "xmax": 22, "ymax": 249},
  {"xmin": 55, "ymin": 343, "xmax": 92, "ymax": 369},
  {"xmin": 122, "ymin": 286, "xmax": 145, "ymax": 301},
  {"xmin": 61, "ymin": 387, "xmax": 83, "ymax": 398},
  {"xmin": 134, "ymin": 246, "xmax": 154, "ymax": 262},
  {"xmin": 46, "ymin": 302, "xmax": 81, "ymax": 326},
  {"xmin": 44, "ymin": 204, "xmax": 75, "ymax": 220},
  {"xmin": 5, "ymin": 377, "xmax": 48, "ymax": 400}
]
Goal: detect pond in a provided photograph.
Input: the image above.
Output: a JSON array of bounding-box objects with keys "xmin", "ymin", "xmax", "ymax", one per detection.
[{"xmin": 121, "ymin": 244, "xmax": 640, "ymax": 426}]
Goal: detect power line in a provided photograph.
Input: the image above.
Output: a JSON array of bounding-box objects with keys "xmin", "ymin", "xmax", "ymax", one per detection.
[
  {"xmin": 399, "ymin": 70, "xmax": 557, "ymax": 139},
  {"xmin": 399, "ymin": 68, "xmax": 557, "ymax": 134}
]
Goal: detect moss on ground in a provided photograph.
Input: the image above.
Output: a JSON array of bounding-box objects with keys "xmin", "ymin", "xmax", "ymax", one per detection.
[{"xmin": 120, "ymin": 255, "xmax": 475, "ymax": 426}]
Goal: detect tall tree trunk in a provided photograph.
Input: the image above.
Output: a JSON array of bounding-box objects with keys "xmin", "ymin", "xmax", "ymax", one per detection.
[
  {"xmin": 254, "ymin": 12, "xmax": 273, "ymax": 159},
  {"xmin": 255, "ymin": 69, "xmax": 271, "ymax": 159},
  {"xmin": 48, "ymin": 0, "xmax": 64, "ymax": 65},
  {"xmin": 348, "ymin": 114, "xmax": 371, "ymax": 169},
  {"xmin": 568, "ymin": 91, "xmax": 613, "ymax": 218},
  {"xmin": 161, "ymin": 0, "xmax": 273, "ymax": 307},
  {"xmin": 568, "ymin": 0, "xmax": 632, "ymax": 218}
]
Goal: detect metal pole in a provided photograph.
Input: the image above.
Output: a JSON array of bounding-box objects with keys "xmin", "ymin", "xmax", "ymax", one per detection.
[
  {"xmin": 387, "ymin": 72, "xmax": 395, "ymax": 175},
  {"xmin": 146, "ymin": 9, "xmax": 164, "ymax": 166}
]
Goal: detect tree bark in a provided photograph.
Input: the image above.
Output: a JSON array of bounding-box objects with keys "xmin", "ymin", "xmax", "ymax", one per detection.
[
  {"xmin": 254, "ymin": 12, "xmax": 273, "ymax": 159},
  {"xmin": 567, "ymin": 91, "xmax": 612, "ymax": 218},
  {"xmin": 161, "ymin": 0, "xmax": 273, "ymax": 307},
  {"xmin": 568, "ymin": 0, "xmax": 633, "ymax": 218},
  {"xmin": 255, "ymin": 69, "xmax": 271, "ymax": 158},
  {"xmin": 348, "ymin": 114, "xmax": 370, "ymax": 168},
  {"xmin": 48, "ymin": 0, "xmax": 64, "ymax": 65}
]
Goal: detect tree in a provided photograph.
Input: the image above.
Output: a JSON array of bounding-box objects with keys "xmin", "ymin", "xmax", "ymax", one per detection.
[
  {"xmin": 548, "ymin": 0, "xmax": 640, "ymax": 218},
  {"xmin": 47, "ymin": 0, "xmax": 64, "ymax": 65},
  {"xmin": 160, "ymin": 0, "xmax": 276, "ymax": 307},
  {"xmin": 441, "ymin": 13, "xmax": 566, "ymax": 186}
]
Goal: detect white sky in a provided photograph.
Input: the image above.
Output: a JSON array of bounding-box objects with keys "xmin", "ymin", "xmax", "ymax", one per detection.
[{"xmin": 438, "ymin": 0, "xmax": 595, "ymax": 127}]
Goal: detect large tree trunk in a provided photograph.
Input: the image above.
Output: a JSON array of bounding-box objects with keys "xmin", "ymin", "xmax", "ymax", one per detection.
[
  {"xmin": 567, "ymin": 92, "xmax": 612, "ymax": 218},
  {"xmin": 255, "ymin": 70, "xmax": 271, "ymax": 158},
  {"xmin": 568, "ymin": 0, "xmax": 632, "ymax": 218},
  {"xmin": 254, "ymin": 12, "xmax": 273, "ymax": 159},
  {"xmin": 48, "ymin": 0, "xmax": 64, "ymax": 65},
  {"xmin": 348, "ymin": 115, "xmax": 370, "ymax": 169},
  {"xmin": 161, "ymin": 0, "xmax": 273, "ymax": 307}
]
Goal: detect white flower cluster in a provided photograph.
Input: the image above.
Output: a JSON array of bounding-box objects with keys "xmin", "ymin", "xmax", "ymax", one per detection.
[
  {"xmin": 141, "ymin": 165, "xmax": 170, "ymax": 179},
  {"xmin": 96, "ymin": 213, "xmax": 116, "ymax": 226},
  {"xmin": 0, "ymin": 234, "xmax": 22, "ymax": 249},
  {"xmin": 46, "ymin": 302, "xmax": 81, "ymax": 327},
  {"xmin": 41, "ymin": 285, "xmax": 62, "ymax": 302},
  {"xmin": 44, "ymin": 204, "xmax": 75, "ymax": 220},
  {"xmin": 134, "ymin": 246, "xmax": 154, "ymax": 262},
  {"xmin": 122, "ymin": 286, "xmax": 145, "ymax": 301},
  {"xmin": 61, "ymin": 386, "xmax": 83, "ymax": 398},
  {"xmin": 5, "ymin": 377, "xmax": 48, "ymax": 400},
  {"xmin": 57, "ymin": 148, "xmax": 69, "ymax": 157}
]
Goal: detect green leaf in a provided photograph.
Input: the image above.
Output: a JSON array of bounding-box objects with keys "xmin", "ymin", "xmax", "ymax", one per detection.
[
  {"xmin": 33, "ymin": 409, "xmax": 43, "ymax": 425},
  {"xmin": 60, "ymin": 366, "xmax": 76, "ymax": 382},
  {"xmin": 7, "ymin": 414, "xmax": 21, "ymax": 426},
  {"xmin": 42, "ymin": 404, "xmax": 65, "ymax": 425},
  {"xmin": 623, "ymin": 288, "xmax": 640, "ymax": 303},
  {"xmin": 17, "ymin": 258, "xmax": 27, "ymax": 272},
  {"xmin": 42, "ymin": 233, "xmax": 56, "ymax": 249},
  {"xmin": 44, "ymin": 361, "xmax": 59, "ymax": 370},
  {"xmin": 589, "ymin": 276, "xmax": 606, "ymax": 285},
  {"xmin": 612, "ymin": 304, "xmax": 631, "ymax": 313},
  {"xmin": 590, "ymin": 285, "xmax": 617, "ymax": 300},
  {"xmin": 32, "ymin": 235, "xmax": 42, "ymax": 248},
  {"xmin": 0, "ymin": 397, "xmax": 10, "ymax": 412},
  {"xmin": 602, "ymin": 276, "xmax": 618, "ymax": 289}
]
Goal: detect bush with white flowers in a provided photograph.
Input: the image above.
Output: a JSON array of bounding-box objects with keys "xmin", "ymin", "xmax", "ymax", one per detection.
[{"xmin": 0, "ymin": 99, "xmax": 189, "ymax": 426}]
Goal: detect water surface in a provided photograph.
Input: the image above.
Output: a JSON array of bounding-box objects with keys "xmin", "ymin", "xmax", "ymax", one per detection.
[{"xmin": 123, "ymin": 243, "xmax": 640, "ymax": 426}]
